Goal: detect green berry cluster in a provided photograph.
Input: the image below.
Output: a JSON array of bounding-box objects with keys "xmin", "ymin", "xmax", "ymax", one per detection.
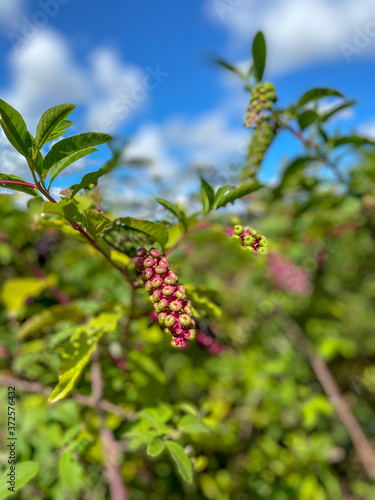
[
  {"xmin": 244, "ymin": 82, "xmax": 277, "ymax": 129},
  {"xmin": 232, "ymin": 224, "xmax": 268, "ymax": 254}
]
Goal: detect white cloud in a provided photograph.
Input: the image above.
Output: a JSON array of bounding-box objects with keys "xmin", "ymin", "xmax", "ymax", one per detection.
[
  {"xmin": 1, "ymin": 29, "xmax": 147, "ymax": 132},
  {"xmin": 0, "ymin": 130, "xmax": 30, "ymax": 179},
  {"xmin": 207, "ymin": 0, "xmax": 375, "ymax": 73},
  {"xmin": 124, "ymin": 109, "xmax": 248, "ymax": 191},
  {"xmin": 358, "ymin": 119, "xmax": 375, "ymax": 140}
]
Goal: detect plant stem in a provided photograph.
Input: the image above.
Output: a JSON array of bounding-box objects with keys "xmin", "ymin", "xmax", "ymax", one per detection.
[
  {"xmin": 0, "ymin": 180, "xmax": 38, "ymax": 189},
  {"xmin": 91, "ymin": 350, "xmax": 129, "ymax": 500}
]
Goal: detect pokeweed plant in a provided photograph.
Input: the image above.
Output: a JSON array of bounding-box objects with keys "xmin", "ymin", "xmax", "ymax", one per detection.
[{"xmin": 0, "ymin": 31, "xmax": 374, "ymax": 499}]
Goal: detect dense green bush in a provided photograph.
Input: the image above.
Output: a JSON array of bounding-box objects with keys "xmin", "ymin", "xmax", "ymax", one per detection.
[{"xmin": 0, "ymin": 33, "xmax": 375, "ymax": 499}]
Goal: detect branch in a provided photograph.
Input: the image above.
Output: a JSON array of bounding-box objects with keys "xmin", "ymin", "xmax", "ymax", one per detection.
[
  {"xmin": 0, "ymin": 374, "xmax": 134, "ymax": 421},
  {"xmin": 285, "ymin": 317, "xmax": 375, "ymax": 480},
  {"xmin": 91, "ymin": 350, "xmax": 129, "ymax": 500},
  {"xmin": 0, "ymin": 180, "xmax": 37, "ymax": 189}
]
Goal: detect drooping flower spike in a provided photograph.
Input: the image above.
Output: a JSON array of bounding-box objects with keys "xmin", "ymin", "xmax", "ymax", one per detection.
[
  {"xmin": 135, "ymin": 247, "xmax": 195, "ymax": 347},
  {"xmin": 231, "ymin": 225, "xmax": 268, "ymax": 254}
]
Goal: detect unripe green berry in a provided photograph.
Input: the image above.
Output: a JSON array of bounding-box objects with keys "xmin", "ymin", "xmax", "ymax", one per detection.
[
  {"xmin": 144, "ymin": 268, "xmax": 154, "ymax": 280},
  {"xmin": 258, "ymin": 247, "xmax": 268, "ymax": 255},
  {"xmin": 149, "ymin": 248, "xmax": 161, "ymax": 258},
  {"xmin": 243, "ymin": 235, "xmax": 255, "ymax": 246},
  {"xmin": 176, "ymin": 290, "xmax": 186, "ymax": 300},
  {"xmin": 145, "ymin": 280, "xmax": 153, "ymax": 291},
  {"xmin": 188, "ymin": 329, "xmax": 196, "ymax": 339},
  {"xmin": 155, "ymin": 265, "xmax": 167, "ymax": 274},
  {"xmin": 184, "ymin": 305, "xmax": 193, "ymax": 316},
  {"xmin": 144, "ymin": 258, "xmax": 155, "ymax": 268},
  {"xmin": 259, "ymin": 237, "xmax": 268, "ymax": 247},
  {"xmin": 152, "ymin": 289, "xmax": 162, "ymax": 302},
  {"xmin": 232, "ymin": 234, "xmax": 242, "ymax": 242},
  {"xmin": 179, "ymin": 314, "xmax": 191, "ymax": 326},
  {"xmin": 159, "ymin": 257, "xmax": 169, "ymax": 267},
  {"xmin": 151, "ymin": 276, "xmax": 163, "ymax": 288},
  {"xmin": 159, "ymin": 312, "xmax": 167, "ymax": 324},
  {"xmin": 162, "ymin": 285, "xmax": 175, "ymax": 296},
  {"xmin": 165, "ymin": 315, "xmax": 176, "ymax": 327},
  {"xmin": 233, "ymin": 225, "xmax": 244, "ymax": 235},
  {"xmin": 164, "ymin": 328, "xmax": 171, "ymax": 335},
  {"xmin": 242, "ymin": 246, "xmax": 255, "ymax": 254},
  {"xmin": 164, "ymin": 275, "xmax": 177, "ymax": 285},
  {"xmin": 170, "ymin": 300, "xmax": 182, "ymax": 312}
]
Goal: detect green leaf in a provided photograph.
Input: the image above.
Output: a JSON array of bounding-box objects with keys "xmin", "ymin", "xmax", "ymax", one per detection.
[
  {"xmin": 43, "ymin": 132, "xmax": 111, "ymax": 174},
  {"xmin": 214, "ymin": 58, "xmax": 245, "ymax": 78},
  {"xmin": 0, "ymin": 461, "xmax": 39, "ymax": 499},
  {"xmin": 331, "ymin": 135, "xmax": 375, "ymax": 147},
  {"xmin": 147, "ymin": 438, "xmax": 165, "ymax": 457},
  {"xmin": 129, "ymin": 351, "xmax": 167, "ymax": 385},
  {"xmin": 252, "ymin": 31, "xmax": 266, "ymax": 81},
  {"xmin": 155, "ymin": 197, "xmax": 187, "ymax": 231},
  {"xmin": 35, "ymin": 104, "xmax": 75, "ymax": 149},
  {"xmin": 1, "ymin": 276, "xmax": 57, "ymax": 315},
  {"xmin": 215, "ymin": 182, "xmax": 261, "ymax": 208},
  {"xmin": 49, "ymin": 148, "xmax": 97, "ymax": 184},
  {"xmin": 42, "ymin": 200, "xmax": 80, "ymax": 222},
  {"xmin": 279, "ymin": 156, "xmax": 315, "ymax": 186},
  {"xmin": 0, "ymin": 99, "xmax": 33, "ymax": 160},
  {"xmin": 319, "ymin": 100, "xmax": 356, "ymax": 123},
  {"xmin": 81, "ymin": 209, "xmax": 112, "ymax": 240},
  {"xmin": 213, "ymin": 184, "xmax": 233, "ymax": 207},
  {"xmin": 0, "ymin": 173, "xmax": 38, "ymax": 196},
  {"xmin": 48, "ymin": 312, "xmax": 120, "ymax": 402},
  {"xmin": 165, "ymin": 441, "xmax": 193, "ymax": 484},
  {"xmin": 298, "ymin": 110, "xmax": 319, "ymax": 130},
  {"xmin": 59, "ymin": 451, "xmax": 84, "ymax": 494},
  {"xmin": 48, "ymin": 120, "xmax": 73, "ymax": 142},
  {"xmin": 200, "ymin": 178, "xmax": 215, "ymax": 214},
  {"xmin": 17, "ymin": 303, "xmax": 85, "ymax": 340},
  {"xmin": 178, "ymin": 415, "xmax": 210, "ymax": 434},
  {"xmin": 297, "ymin": 88, "xmax": 343, "ymax": 108},
  {"xmin": 116, "ymin": 217, "xmax": 168, "ymax": 249}
]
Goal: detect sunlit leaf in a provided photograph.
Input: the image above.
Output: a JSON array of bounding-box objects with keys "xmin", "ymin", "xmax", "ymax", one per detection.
[
  {"xmin": 35, "ymin": 104, "xmax": 75, "ymax": 148},
  {"xmin": 49, "ymin": 148, "xmax": 97, "ymax": 183},
  {"xmin": 0, "ymin": 98, "xmax": 33, "ymax": 160},
  {"xmin": 1, "ymin": 276, "xmax": 57, "ymax": 315},
  {"xmin": 200, "ymin": 178, "xmax": 215, "ymax": 214},
  {"xmin": 165, "ymin": 441, "xmax": 193, "ymax": 484},
  {"xmin": 178, "ymin": 415, "xmax": 210, "ymax": 434},
  {"xmin": 48, "ymin": 312, "xmax": 120, "ymax": 402},
  {"xmin": 0, "ymin": 462, "xmax": 39, "ymax": 499},
  {"xmin": 147, "ymin": 438, "xmax": 165, "ymax": 457},
  {"xmin": 116, "ymin": 217, "xmax": 168, "ymax": 249},
  {"xmin": 215, "ymin": 182, "xmax": 261, "ymax": 208},
  {"xmin": 155, "ymin": 197, "xmax": 187, "ymax": 231}
]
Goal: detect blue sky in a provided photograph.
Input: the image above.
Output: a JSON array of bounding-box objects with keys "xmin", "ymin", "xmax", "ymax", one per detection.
[{"xmin": 0, "ymin": 0, "xmax": 375, "ymax": 210}]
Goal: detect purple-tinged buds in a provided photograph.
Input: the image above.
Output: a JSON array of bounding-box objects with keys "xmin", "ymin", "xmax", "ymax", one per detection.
[
  {"xmin": 164, "ymin": 274, "xmax": 177, "ymax": 285},
  {"xmin": 155, "ymin": 265, "xmax": 167, "ymax": 274},
  {"xmin": 170, "ymin": 300, "xmax": 182, "ymax": 312},
  {"xmin": 175, "ymin": 290, "xmax": 186, "ymax": 300},
  {"xmin": 144, "ymin": 258, "xmax": 155, "ymax": 268},
  {"xmin": 151, "ymin": 276, "xmax": 163, "ymax": 288},
  {"xmin": 159, "ymin": 312, "xmax": 167, "ymax": 324},
  {"xmin": 135, "ymin": 247, "xmax": 196, "ymax": 348},
  {"xmin": 144, "ymin": 268, "xmax": 154, "ymax": 280},
  {"xmin": 150, "ymin": 248, "xmax": 161, "ymax": 258},
  {"xmin": 165, "ymin": 315, "xmax": 177, "ymax": 327},
  {"xmin": 137, "ymin": 248, "xmax": 147, "ymax": 257},
  {"xmin": 179, "ymin": 314, "xmax": 191, "ymax": 326}
]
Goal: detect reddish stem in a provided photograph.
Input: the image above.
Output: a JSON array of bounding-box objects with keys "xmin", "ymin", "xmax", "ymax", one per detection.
[{"xmin": 0, "ymin": 180, "xmax": 37, "ymax": 189}]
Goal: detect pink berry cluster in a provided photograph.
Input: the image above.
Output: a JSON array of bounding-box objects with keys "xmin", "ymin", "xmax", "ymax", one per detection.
[
  {"xmin": 135, "ymin": 247, "xmax": 195, "ymax": 347},
  {"xmin": 231, "ymin": 225, "xmax": 268, "ymax": 254}
]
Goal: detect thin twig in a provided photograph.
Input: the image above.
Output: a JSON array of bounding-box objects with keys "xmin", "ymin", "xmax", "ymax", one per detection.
[
  {"xmin": 91, "ymin": 350, "xmax": 129, "ymax": 500},
  {"xmin": 0, "ymin": 374, "xmax": 134, "ymax": 421},
  {"xmin": 285, "ymin": 316, "xmax": 375, "ymax": 480}
]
